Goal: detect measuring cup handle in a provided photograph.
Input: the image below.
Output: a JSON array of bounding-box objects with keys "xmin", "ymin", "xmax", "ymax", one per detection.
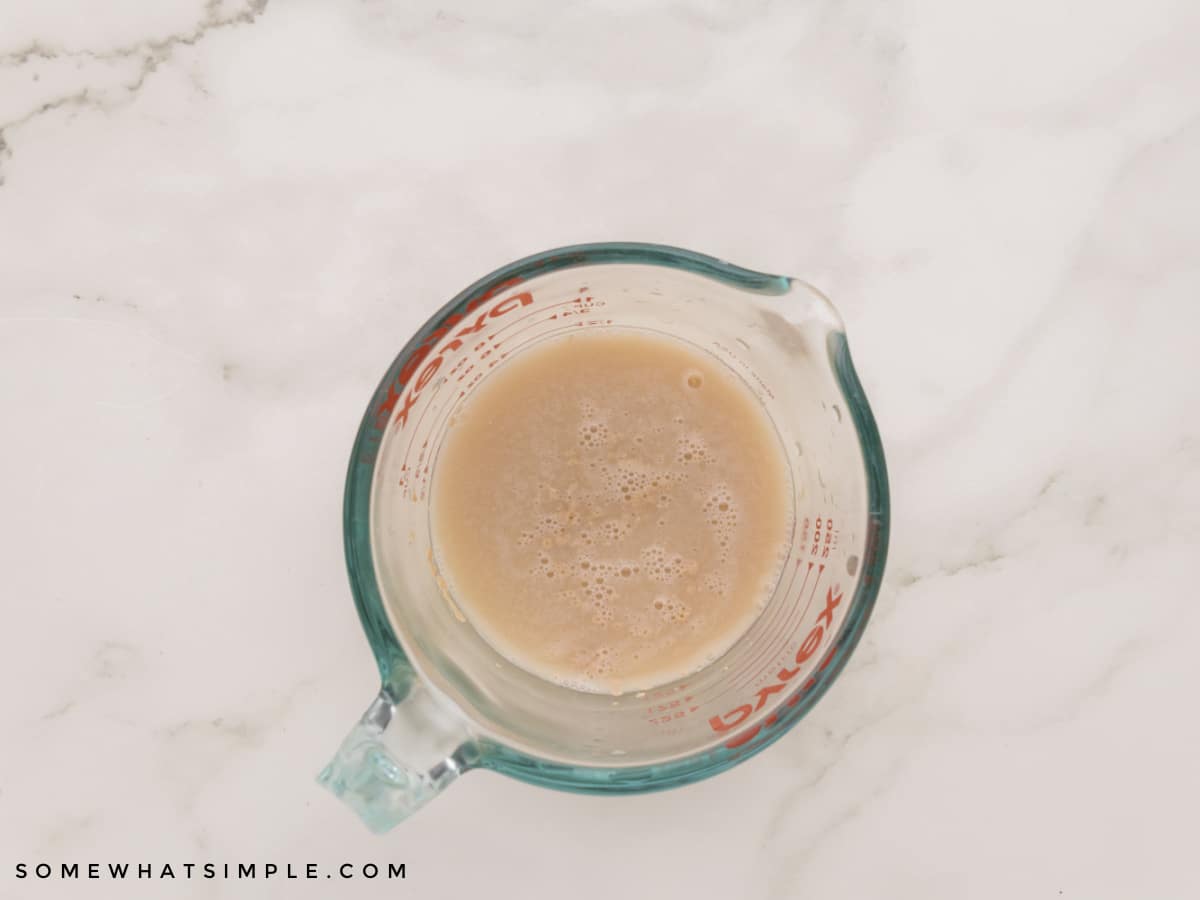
[{"xmin": 318, "ymin": 668, "xmax": 477, "ymax": 832}]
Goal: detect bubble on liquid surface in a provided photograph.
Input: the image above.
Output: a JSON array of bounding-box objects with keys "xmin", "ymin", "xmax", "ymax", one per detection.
[
  {"xmin": 578, "ymin": 419, "xmax": 610, "ymax": 449},
  {"xmin": 585, "ymin": 646, "xmax": 617, "ymax": 679},
  {"xmin": 601, "ymin": 518, "xmax": 631, "ymax": 542},
  {"xmin": 432, "ymin": 330, "xmax": 793, "ymax": 695},
  {"xmin": 676, "ymin": 433, "xmax": 712, "ymax": 465},
  {"xmin": 703, "ymin": 571, "xmax": 730, "ymax": 596},
  {"xmin": 649, "ymin": 594, "xmax": 691, "ymax": 624}
]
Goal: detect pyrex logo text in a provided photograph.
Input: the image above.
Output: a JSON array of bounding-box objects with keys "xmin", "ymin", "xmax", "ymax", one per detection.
[
  {"xmin": 373, "ymin": 277, "xmax": 531, "ymax": 431},
  {"xmin": 708, "ymin": 586, "xmax": 843, "ymax": 749}
]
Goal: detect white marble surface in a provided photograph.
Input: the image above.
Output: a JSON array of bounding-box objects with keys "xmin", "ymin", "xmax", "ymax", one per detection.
[{"xmin": 2, "ymin": 0, "xmax": 1199, "ymax": 897}]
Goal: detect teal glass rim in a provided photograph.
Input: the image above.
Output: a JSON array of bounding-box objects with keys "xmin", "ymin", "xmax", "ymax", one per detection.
[{"xmin": 342, "ymin": 242, "xmax": 890, "ymax": 793}]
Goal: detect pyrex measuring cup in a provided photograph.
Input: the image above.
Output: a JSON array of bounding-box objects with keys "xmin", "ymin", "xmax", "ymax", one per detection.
[{"xmin": 320, "ymin": 243, "xmax": 889, "ymax": 832}]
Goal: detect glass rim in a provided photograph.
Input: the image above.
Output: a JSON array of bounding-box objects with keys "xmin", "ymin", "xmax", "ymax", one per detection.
[{"xmin": 342, "ymin": 241, "xmax": 890, "ymax": 793}]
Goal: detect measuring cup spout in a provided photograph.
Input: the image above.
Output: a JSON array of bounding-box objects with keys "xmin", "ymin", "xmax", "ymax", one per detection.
[{"xmin": 318, "ymin": 665, "xmax": 477, "ymax": 832}]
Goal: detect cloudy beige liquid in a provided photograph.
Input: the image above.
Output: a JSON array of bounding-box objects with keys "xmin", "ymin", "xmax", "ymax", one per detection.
[{"xmin": 430, "ymin": 329, "xmax": 792, "ymax": 694}]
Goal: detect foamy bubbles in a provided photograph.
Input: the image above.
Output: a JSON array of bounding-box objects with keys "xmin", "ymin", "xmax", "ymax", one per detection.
[
  {"xmin": 431, "ymin": 329, "xmax": 793, "ymax": 695},
  {"xmin": 529, "ymin": 550, "xmax": 560, "ymax": 580},
  {"xmin": 651, "ymin": 594, "xmax": 691, "ymax": 624},
  {"xmin": 640, "ymin": 544, "xmax": 696, "ymax": 584},
  {"xmin": 702, "ymin": 484, "xmax": 740, "ymax": 562},
  {"xmin": 703, "ymin": 571, "xmax": 730, "ymax": 596},
  {"xmin": 585, "ymin": 645, "xmax": 615, "ymax": 680},
  {"xmin": 534, "ymin": 512, "xmax": 566, "ymax": 535},
  {"xmin": 600, "ymin": 518, "xmax": 631, "ymax": 542},
  {"xmin": 590, "ymin": 459, "xmax": 691, "ymax": 509},
  {"xmin": 676, "ymin": 433, "xmax": 712, "ymax": 465},
  {"xmin": 578, "ymin": 418, "xmax": 610, "ymax": 449}
]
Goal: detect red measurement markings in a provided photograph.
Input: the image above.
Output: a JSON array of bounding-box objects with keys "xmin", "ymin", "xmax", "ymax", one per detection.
[
  {"xmin": 490, "ymin": 309, "xmax": 541, "ymax": 340},
  {"xmin": 491, "ymin": 298, "xmax": 586, "ymax": 341},
  {"xmin": 646, "ymin": 694, "xmax": 698, "ymax": 725},
  {"xmin": 552, "ymin": 296, "xmax": 601, "ymax": 320},
  {"xmin": 646, "ymin": 681, "xmax": 690, "ymax": 702},
  {"xmin": 709, "ymin": 578, "xmax": 844, "ymax": 750},
  {"xmin": 378, "ymin": 285, "xmax": 532, "ymax": 433},
  {"xmin": 401, "ymin": 307, "xmax": 607, "ymax": 497},
  {"xmin": 448, "ymin": 322, "xmax": 588, "ymax": 392},
  {"xmin": 478, "ymin": 333, "xmax": 503, "ymax": 365},
  {"xmin": 493, "ymin": 297, "xmax": 601, "ymax": 343},
  {"xmin": 821, "ymin": 521, "xmax": 838, "ymax": 559},
  {"xmin": 810, "ymin": 517, "xmax": 839, "ymax": 559}
]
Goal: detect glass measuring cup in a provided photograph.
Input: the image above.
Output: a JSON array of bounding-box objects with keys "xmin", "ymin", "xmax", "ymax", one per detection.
[{"xmin": 319, "ymin": 243, "xmax": 889, "ymax": 832}]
